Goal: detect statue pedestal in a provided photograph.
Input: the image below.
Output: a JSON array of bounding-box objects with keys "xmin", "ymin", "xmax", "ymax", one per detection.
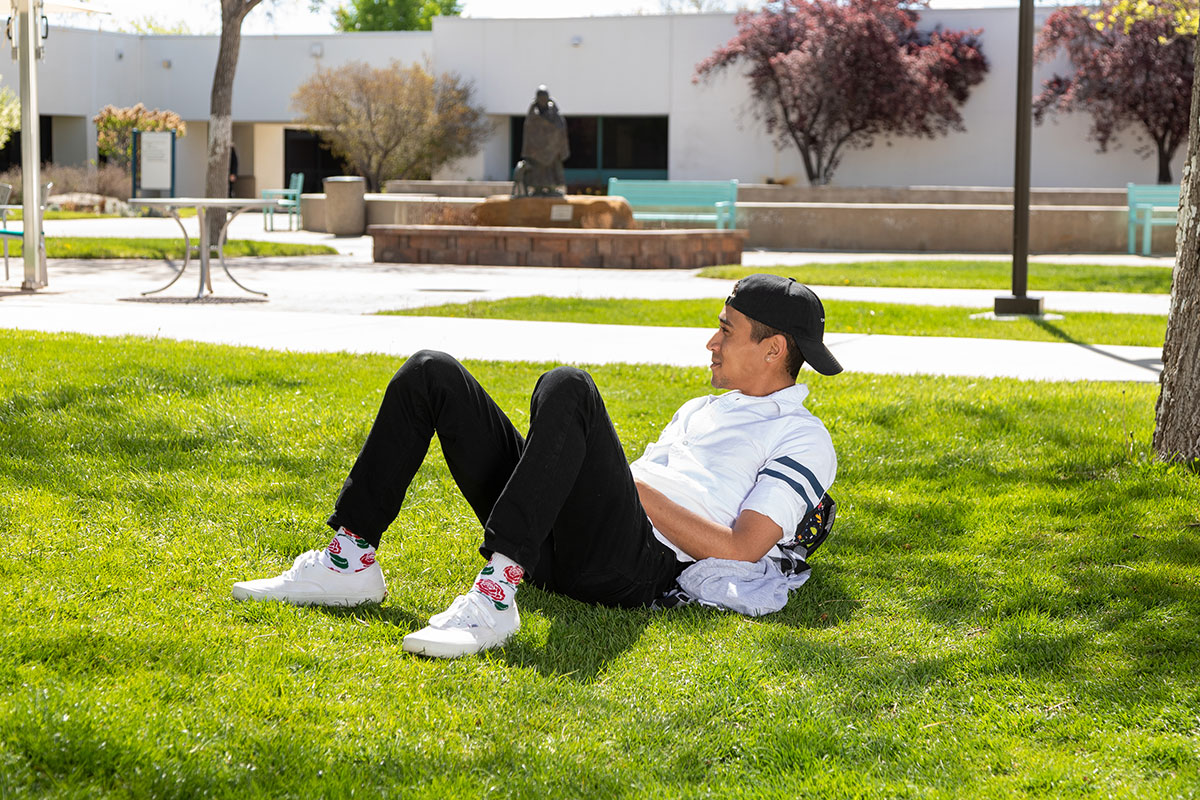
[
  {"xmin": 474, "ymin": 195, "xmax": 634, "ymax": 229},
  {"xmin": 369, "ymin": 224, "xmax": 748, "ymax": 269}
]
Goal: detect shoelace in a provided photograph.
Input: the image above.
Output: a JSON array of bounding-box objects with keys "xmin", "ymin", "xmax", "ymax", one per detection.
[
  {"xmin": 282, "ymin": 549, "xmax": 324, "ymax": 579},
  {"xmin": 430, "ymin": 593, "xmax": 495, "ymax": 631}
]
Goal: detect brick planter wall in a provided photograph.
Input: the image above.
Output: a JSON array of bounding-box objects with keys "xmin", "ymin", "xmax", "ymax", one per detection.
[{"xmin": 369, "ymin": 224, "xmax": 748, "ymax": 268}]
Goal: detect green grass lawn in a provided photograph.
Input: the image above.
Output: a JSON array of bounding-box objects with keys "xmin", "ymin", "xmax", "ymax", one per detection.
[
  {"xmin": 2, "ymin": 331, "xmax": 1198, "ymax": 797},
  {"xmin": 700, "ymin": 261, "xmax": 1174, "ymax": 294},
  {"xmin": 7, "ymin": 210, "xmax": 120, "ymax": 221},
  {"xmin": 7, "ymin": 210, "xmax": 197, "ymax": 221},
  {"xmin": 383, "ymin": 297, "xmax": 1168, "ymax": 348},
  {"xmin": 0, "ymin": 238, "xmax": 337, "ymax": 259}
]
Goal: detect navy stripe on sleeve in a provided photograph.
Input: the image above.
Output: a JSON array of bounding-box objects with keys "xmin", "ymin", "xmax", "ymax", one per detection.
[
  {"xmin": 758, "ymin": 468, "xmax": 816, "ymax": 516},
  {"xmin": 773, "ymin": 455, "xmax": 825, "ymax": 502}
]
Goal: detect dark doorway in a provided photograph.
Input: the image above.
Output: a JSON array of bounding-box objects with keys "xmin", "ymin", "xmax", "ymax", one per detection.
[
  {"xmin": 0, "ymin": 115, "xmax": 54, "ymax": 170},
  {"xmin": 284, "ymin": 129, "xmax": 353, "ymax": 194}
]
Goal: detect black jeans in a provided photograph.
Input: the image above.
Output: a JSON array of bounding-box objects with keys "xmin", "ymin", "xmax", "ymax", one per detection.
[{"xmin": 327, "ymin": 350, "xmax": 682, "ymax": 608}]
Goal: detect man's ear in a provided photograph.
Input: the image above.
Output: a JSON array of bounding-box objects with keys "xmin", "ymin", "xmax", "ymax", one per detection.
[{"xmin": 766, "ymin": 334, "xmax": 786, "ymax": 363}]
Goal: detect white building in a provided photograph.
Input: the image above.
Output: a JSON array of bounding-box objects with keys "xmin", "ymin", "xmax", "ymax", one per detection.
[{"xmin": 3, "ymin": 8, "xmax": 1187, "ymax": 196}]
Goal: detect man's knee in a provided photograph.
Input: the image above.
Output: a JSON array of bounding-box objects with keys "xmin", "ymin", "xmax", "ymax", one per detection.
[
  {"xmin": 532, "ymin": 366, "xmax": 598, "ymax": 406},
  {"xmin": 392, "ymin": 349, "xmax": 463, "ymax": 388}
]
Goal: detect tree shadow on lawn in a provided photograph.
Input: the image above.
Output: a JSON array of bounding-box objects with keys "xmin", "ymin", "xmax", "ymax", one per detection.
[
  {"xmin": 1032, "ymin": 317, "xmax": 1162, "ymax": 376},
  {"xmin": 311, "ymin": 560, "xmax": 861, "ymax": 684},
  {"xmin": 305, "ymin": 591, "xmax": 654, "ymax": 683},
  {"xmin": 492, "ymin": 565, "xmax": 861, "ymax": 682}
]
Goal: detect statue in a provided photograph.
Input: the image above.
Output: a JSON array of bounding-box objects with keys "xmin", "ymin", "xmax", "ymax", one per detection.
[{"xmin": 513, "ymin": 85, "xmax": 569, "ymax": 198}]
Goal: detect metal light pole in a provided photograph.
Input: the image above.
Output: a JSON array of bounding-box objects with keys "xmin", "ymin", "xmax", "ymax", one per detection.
[
  {"xmin": 995, "ymin": 0, "xmax": 1044, "ymax": 316},
  {"xmin": 13, "ymin": 0, "xmax": 47, "ymax": 290}
]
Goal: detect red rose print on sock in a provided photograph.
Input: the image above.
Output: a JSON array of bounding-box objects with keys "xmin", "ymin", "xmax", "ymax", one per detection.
[
  {"xmin": 503, "ymin": 565, "xmax": 524, "ymax": 585},
  {"xmin": 360, "ymin": 552, "xmax": 376, "ymax": 567},
  {"xmin": 328, "ymin": 538, "xmax": 342, "ymax": 555},
  {"xmin": 474, "ymin": 579, "xmax": 505, "ymax": 603}
]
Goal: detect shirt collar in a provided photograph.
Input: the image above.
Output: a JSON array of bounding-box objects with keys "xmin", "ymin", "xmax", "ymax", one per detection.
[{"xmin": 711, "ymin": 383, "xmax": 810, "ymax": 414}]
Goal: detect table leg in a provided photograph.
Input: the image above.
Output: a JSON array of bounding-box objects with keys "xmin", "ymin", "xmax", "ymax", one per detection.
[
  {"xmin": 215, "ymin": 204, "xmax": 268, "ymax": 297},
  {"xmin": 140, "ymin": 209, "xmax": 193, "ymax": 296},
  {"xmin": 196, "ymin": 207, "xmax": 212, "ymax": 298}
]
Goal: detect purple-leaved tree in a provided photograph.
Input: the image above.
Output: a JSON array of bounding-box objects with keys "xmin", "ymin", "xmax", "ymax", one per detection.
[
  {"xmin": 694, "ymin": 0, "xmax": 988, "ymax": 186},
  {"xmin": 1033, "ymin": 1, "xmax": 1195, "ymax": 184}
]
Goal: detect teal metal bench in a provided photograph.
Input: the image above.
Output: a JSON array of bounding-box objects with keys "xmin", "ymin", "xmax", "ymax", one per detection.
[
  {"xmin": 1127, "ymin": 182, "xmax": 1180, "ymax": 256},
  {"xmin": 608, "ymin": 178, "xmax": 738, "ymax": 229},
  {"xmin": 263, "ymin": 172, "xmax": 304, "ymax": 231}
]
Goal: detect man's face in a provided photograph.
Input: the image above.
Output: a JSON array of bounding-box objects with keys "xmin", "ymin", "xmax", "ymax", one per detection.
[{"xmin": 707, "ymin": 305, "xmax": 775, "ymax": 392}]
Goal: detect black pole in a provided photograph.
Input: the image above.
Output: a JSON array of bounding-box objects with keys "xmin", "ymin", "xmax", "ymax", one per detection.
[{"xmin": 995, "ymin": 0, "xmax": 1044, "ymax": 316}]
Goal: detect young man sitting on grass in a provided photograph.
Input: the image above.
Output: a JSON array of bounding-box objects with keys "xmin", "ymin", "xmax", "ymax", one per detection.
[{"xmin": 233, "ymin": 274, "xmax": 842, "ymax": 658}]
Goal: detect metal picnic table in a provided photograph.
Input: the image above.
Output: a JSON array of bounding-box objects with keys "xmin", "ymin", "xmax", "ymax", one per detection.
[{"xmin": 131, "ymin": 197, "xmax": 279, "ymax": 298}]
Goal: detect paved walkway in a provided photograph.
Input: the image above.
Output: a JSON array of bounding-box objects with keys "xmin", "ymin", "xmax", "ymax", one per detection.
[{"xmin": 0, "ymin": 214, "xmax": 1170, "ymax": 383}]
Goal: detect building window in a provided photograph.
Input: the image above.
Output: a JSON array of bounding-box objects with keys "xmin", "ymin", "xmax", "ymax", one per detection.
[
  {"xmin": 0, "ymin": 115, "xmax": 54, "ymax": 170},
  {"xmin": 509, "ymin": 115, "xmax": 668, "ymax": 190}
]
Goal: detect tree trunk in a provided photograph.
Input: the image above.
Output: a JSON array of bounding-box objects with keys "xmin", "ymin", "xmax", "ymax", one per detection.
[
  {"xmin": 1158, "ymin": 141, "xmax": 1174, "ymax": 184},
  {"xmin": 1152, "ymin": 33, "xmax": 1200, "ymax": 461},
  {"xmin": 204, "ymin": 0, "xmax": 262, "ymax": 244}
]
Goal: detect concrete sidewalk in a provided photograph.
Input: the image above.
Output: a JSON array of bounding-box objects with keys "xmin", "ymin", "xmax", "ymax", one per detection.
[
  {"xmin": 3, "ymin": 253, "xmax": 1172, "ymax": 316},
  {"xmin": 0, "ymin": 214, "xmax": 1170, "ymax": 381},
  {"xmin": 0, "ymin": 254, "xmax": 1164, "ymax": 383},
  {"xmin": 0, "ymin": 296, "xmax": 1163, "ymax": 383}
]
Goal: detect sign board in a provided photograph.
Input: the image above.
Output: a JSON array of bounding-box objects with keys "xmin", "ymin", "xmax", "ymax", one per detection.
[
  {"xmin": 139, "ymin": 131, "xmax": 174, "ymax": 191},
  {"xmin": 550, "ymin": 204, "xmax": 573, "ymax": 222}
]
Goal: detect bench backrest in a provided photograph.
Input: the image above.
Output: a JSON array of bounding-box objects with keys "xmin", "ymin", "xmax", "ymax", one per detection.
[
  {"xmin": 1127, "ymin": 183, "xmax": 1180, "ymax": 207},
  {"xmin": 608, "ymin": 178, "xmax": 738, "ymax": 208}
]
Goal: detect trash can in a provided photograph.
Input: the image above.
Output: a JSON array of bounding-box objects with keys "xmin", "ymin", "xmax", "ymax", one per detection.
[{"xmin": 323, "ymin": 176, "xmax": 366, "ymax": 236}]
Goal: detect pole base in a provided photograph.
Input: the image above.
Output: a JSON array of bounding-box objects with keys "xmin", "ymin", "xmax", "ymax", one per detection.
[{"xmin": 994, "ymin": 295, "xmax": 1043, "ymax": 315}]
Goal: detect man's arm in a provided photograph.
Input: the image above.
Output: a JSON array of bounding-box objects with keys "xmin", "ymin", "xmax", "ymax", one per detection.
[{"xmin": 635, "ymin": 480, "xmax": 783, "ymax": 563}]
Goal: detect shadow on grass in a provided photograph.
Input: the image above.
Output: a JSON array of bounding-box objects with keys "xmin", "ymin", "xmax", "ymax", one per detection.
[
  {"xmin": 304, "ymin": 589, "xmax": 656, "ymax": 683},
  {"xmin": 500, "ymin": 563, "xmax": 860, "ymax": 681},
  {"xmin": 1032, "ymin": 317, "xmax": 1161, "ymax": 375},
  {"xmin": 311, "ymin": 563, "xmax": 861, "ymax": 684}
]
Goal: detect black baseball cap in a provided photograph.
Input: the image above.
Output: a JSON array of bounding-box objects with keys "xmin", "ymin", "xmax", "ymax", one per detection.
[{"xmin": 726, "ymin": 274, "xmax": 843, "ymax": 376}]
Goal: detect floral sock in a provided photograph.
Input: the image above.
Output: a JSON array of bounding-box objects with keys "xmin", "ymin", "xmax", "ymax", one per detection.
[
  {"xmin": 471, "ymin": 552, "xmax": 524, "ymax": 612},
  {"xmin": 320, "ymin": 527, "xmax": 377, "ymax": 573}
]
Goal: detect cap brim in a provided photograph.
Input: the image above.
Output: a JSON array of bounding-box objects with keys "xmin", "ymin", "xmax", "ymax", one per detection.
[{"xmin": 799, "ymin": 340, "xmax": 843, "ymax": 376}]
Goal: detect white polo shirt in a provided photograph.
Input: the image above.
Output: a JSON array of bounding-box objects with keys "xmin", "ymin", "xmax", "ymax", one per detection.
[{"xmin": 629, "ymin": 383, "xmax": 836, "ymax": 562}]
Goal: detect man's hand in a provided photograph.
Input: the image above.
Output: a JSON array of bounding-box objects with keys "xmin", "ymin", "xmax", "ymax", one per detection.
[{"xmin": 635, "ymin": 480, "xmax": 783, "ymax": 563}]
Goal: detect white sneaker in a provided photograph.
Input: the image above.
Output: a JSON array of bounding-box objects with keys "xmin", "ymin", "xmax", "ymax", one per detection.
[
  {"xmin": 402, "ymin": 591, "xmax": 520, "ymax": 658},
  {"xmin": 232, "ymin": 550, "xmax": 387, "ymax": 607}
]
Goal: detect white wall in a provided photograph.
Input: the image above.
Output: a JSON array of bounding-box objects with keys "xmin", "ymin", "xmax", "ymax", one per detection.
[
  {"xmin": 433, "ymin": 114, "xmax": 509, "ymax": 182},
  {"xmin": 134, "ymin": 31, "xmax": 432, "ymax": 122},
  {"xmin": 50, "ymin": 116, "xmax": 88, "ymax": 165},
  {"xmin": 253, "ymin": 124, "xmax": 286, "ymax": 192},
  {"xmin": 0, "ymin": 27, "xmax": 431, "ymax": 145},
  {"xmin": 433, "ymin": 10, "xmax": 1189, "ymax": 188},
  {"xmin": 432, "ymin": 16, "xmax": 674, "ymax": 116},
  {"xmin": 10, "ymin": 14, "xmax": 1189, "ymax": 190},
  {"xmin": 176, "ymin": 120, "xmax": 208, "ymax": 197}
]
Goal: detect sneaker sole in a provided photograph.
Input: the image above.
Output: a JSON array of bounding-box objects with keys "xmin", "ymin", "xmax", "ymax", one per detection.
[
  {"xmin": 231, "ymin": 586, "xmax": 387, "ymax": 607},
  {"xmin": 401, "ymin": 637, "xmax": 491, "ymax": 659}
]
